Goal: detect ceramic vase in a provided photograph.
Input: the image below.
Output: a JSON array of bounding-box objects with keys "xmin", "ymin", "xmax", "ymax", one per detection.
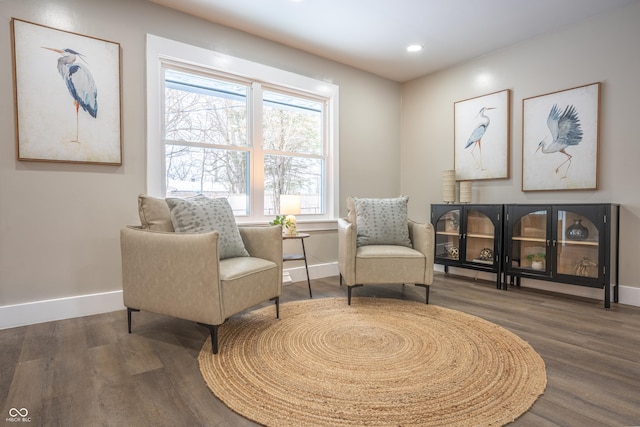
[
  {"xmin": 567, "ymin": 219, "xmax": 589, "ymax": 241},
  {"xmin": 531, "ymin": 260, "xmax": 544, "ymax": 270}
]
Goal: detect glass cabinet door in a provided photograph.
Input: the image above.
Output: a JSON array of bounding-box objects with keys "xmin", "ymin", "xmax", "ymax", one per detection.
[
  {"xmin": 509, "ymin": 208, "xmax": 549, "ymax": 273},
  {"xmin": 465, "ymin": 209, "xmax": 495, "ymax": 265},
  {"xmin": 501, "ymin": 204, "xmax": 616, "ymax": 308},
  {"xmin": 434, "ymin": 209, "xmax": 461, "ymax": 261},
  {"xmin": 556, "ymin": 209, "xmax": 600, "ymax": 279}
]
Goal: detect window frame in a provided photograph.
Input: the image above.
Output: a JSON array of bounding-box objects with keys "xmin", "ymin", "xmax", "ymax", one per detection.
[{"xmin": 146, "ymin": 34, "xmax": 339, "ymax": 225}]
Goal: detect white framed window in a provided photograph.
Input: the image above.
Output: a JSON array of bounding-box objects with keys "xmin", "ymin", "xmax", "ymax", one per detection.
[{"xmin": 146, "ymin": 34, "xmax": 339, "ymax": 224}]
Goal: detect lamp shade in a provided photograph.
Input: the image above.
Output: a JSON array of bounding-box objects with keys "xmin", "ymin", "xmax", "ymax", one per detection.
[
  {"xmin": 459, "ymin": 181, "xmax": 472, "ymax": 204},
  {"xmin": 280, "ymin": 195, "xmax": 301, "ymax": 215},
  {"xmin": 442, "ymin": 170, "xmax": 456, "ymax": 203}
]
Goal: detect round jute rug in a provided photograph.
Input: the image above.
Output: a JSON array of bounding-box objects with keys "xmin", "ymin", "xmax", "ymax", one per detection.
[{"xmin": 198, "ymin": 297, "xmax": 546, "ymax": 427}]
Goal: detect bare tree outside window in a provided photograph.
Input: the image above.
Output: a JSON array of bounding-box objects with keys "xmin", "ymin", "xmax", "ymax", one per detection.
[
  {"xmin": 164, "ymin": 70, "xmax": 249, "ymax": 213},
  {"xmin": 162, "ymin": 68, "xmax": 327, "ymax": 218},
  {"xmin": 263, "ymin": 90, "xmax": 324, "ymax": 215}
]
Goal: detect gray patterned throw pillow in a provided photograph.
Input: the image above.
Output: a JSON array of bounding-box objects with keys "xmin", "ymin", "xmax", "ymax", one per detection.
[
  {"xmin": 354, "ymin": 197, "xmax": 412, "ymax": 247},
  {"xmin": 166, "ymin": 196, "xmax": 250, "ymax": 259}
]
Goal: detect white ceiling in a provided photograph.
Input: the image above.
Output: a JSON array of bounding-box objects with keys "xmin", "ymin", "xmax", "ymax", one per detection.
[{"xmin": 149, "ymin": 0, "xmax": 638, "ymax": 82}]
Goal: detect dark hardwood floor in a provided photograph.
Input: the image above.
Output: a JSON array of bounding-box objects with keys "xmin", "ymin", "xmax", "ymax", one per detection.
[{"xmin": 2, "ymin": 274, "xmax": 639, "ymax": 426}]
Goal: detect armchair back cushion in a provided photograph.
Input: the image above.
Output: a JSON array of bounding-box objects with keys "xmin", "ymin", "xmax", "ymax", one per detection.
[{"xmin": 138, "ymin": 194, "xmax": 174, "ymax": 232}]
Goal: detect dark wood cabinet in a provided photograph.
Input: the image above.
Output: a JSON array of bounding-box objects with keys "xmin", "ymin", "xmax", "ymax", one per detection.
[
  {"xmin": 431, "ymin": 204, "xmax": 503, "ymax": 288},
  {"xmin": 504, "ymin": 204, "xmax": 619, "ymax": 308}
]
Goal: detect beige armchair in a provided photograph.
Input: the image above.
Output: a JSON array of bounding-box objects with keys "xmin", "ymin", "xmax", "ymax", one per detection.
[
  {"xmin": 120, "ymin": 196, "xmax": 283, "ymax": 354},
  {"xmin": 337, "ymin": 197, "xmax": 434, "ymax": 305}
]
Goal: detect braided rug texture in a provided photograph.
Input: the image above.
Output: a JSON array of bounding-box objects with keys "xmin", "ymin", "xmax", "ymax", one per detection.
[{"xmin": 198, "ymin": 297, "xmax": 546, "ymax": 426}]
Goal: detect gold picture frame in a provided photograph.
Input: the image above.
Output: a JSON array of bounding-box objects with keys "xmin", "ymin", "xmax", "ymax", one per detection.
[
  {"xmin": 522, "ymin": 82, "xmax": 600, "ymax": 191},
  {"xmin": 12, "ymin": 18, "xmax": 122, "ymax": 165},
  {"xmin": 454, "ymin": 89, "xmax": 510, "ymax": 181}
]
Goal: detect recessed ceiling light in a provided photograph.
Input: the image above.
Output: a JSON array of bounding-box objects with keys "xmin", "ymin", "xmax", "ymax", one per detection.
[{"xmin": 406, "ymin": 44, "xmax": 424, "ymax": 53}]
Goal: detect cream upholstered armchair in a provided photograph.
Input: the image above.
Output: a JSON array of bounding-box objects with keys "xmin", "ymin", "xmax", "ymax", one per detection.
[
  {"xmin": 120, "ymin": 195, "xmax": 283, "ymax": 354},
  {"xmin": 338, "ymin": 196, "xmax": 434, "ymax": 305}
]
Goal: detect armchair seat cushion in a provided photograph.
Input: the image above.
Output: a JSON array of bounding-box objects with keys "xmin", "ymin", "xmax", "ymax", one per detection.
[
  {"xmin": 356, "ymin": 244, "xmax": 424, "ymax": 259},
  {"xmin": 220, "ymin": 258, "xmax": 281, "ymax": 318},
  {"xmin": 219, "ymin": 257, "xmax": 278, "ymax": 281},
  {"xmin": 356, "ymin": 245, "xmax": 426, "ymax": 285}
]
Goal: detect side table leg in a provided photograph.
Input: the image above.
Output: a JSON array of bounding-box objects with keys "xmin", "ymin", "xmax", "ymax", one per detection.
[{"xmin": 301, "ymin": 239, "xmax": 312, "ymax": 298}]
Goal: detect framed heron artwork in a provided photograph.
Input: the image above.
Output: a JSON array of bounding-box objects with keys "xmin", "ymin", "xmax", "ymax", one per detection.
[
  {"xmin": 522, "ymin": 82, "xmax": 600, "ymax": 191},
  {"xmin": 454, "ymin": 89, "xmax": 510, "ymax": 181},
  {"xmin": 11, "ymin": 18, "xmax": 122, "ymax": 165}
]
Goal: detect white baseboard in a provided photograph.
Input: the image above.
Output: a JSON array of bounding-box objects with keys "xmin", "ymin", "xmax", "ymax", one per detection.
[
  {"xmin": 3, "ymin": 262, "xmax": 636, "ymax": 330},
  {"xmin": 0, "ymin": 263, "xmax": 341, "ymax": 330},
  {"xmin": 0, "ymin": 290, "xmax": 126, "ymax": 330},
  {"xmin": 284, "ymin": 262, "xmax": 339, "ymax": 284},
  {"xmin": 619, "ymin": 285, "xmax": 640, "ymax": 307}
]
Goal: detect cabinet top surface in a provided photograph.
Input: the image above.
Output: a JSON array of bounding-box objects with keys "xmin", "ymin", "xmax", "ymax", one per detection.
[{"xmin": 431, "ymin": 203, "xmax": 617, "ymax": 207}]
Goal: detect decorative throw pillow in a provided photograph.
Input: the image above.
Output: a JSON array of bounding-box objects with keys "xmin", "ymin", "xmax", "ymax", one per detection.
[
  {"xmin": 165, "ymin": 196, "xmax": 250, "ymax": 259},
  {"xmin": 353, "ymin": 197, "xmax": 412, "ymax": 247}
]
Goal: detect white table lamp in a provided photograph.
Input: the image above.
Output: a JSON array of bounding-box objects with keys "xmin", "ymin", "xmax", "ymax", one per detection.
[
  {"xmin": 280, "ymin": 195, "xmax": 301, "ymax": 235},
  {"xmin": 442, "ymin": 170, "xmax": 456, "ymax": 203}
]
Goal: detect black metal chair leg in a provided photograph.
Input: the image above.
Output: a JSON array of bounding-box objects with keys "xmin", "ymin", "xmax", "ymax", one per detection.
[
  {"xmin": 415, "ymin": 284, "xmax": 430, "ymax": 304},
  {"xmin": 209, "ymin": 325, "xmax": 219, "ymax": 354},
  {"xmin": 198, "ymin": 296, "xmax": 280, "ymax": 356},
  {"xmin": 197, "ymin": 324, "xmax": 219, "ymax": 354},
  {"xmin": 347, "ymin": 284, "xmax": 363, "ymax": 305},
  {"xmin": 127, "ymin": 308, "xmax": 140, "ymax": 333}
]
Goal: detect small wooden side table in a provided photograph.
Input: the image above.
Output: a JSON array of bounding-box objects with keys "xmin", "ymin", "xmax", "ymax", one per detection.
[{"xmin": 282, "ymin": 233, "xmax": 312, "ymax": 298}]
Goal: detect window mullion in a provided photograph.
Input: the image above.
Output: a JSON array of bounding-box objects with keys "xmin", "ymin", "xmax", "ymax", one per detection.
[
  {"xmin": 251, "ymin": 82, "xmax": 265, "ymax": 219},
  {"xmin": 164, "ymin": 139, "xmax": 251, "ymax": 152},
  {"xmin": 262, "ymin": 150, "xmax": 325, "ymax": 160}
]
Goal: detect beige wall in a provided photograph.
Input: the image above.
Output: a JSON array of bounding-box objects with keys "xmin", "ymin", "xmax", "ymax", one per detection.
[
  {"xmin": 0, "ymin": 0, "xmax": 401, "ymax": 307},
  {"xmin": 401, "ymin": 2, "xmax": 640, "ymax": 294},
  {"xmin": 2, "ymin": 0, "xmax": 638, "ymax": 315}
]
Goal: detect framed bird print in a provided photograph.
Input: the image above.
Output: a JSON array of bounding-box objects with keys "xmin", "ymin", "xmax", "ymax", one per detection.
[
  {"xmin": 11, "ymin": 18, "xmax": 122, "ymax": 165},
  {"xmin": 522, "ymin": 82, "xmax": 600, "ymax": 191},
  {"xmin": 454, "ymin": 89, "xmax": 510, "ymax": 181}
]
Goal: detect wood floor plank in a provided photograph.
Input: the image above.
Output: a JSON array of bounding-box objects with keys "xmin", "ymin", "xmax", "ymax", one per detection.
[
  {"xmin": 83, "ymin": 310, "xmax": 124, "ymax": 349},
  {"xmin": 88, "ymin": 343, "xmax": 143, "ymax": 426},
  {"xmin": 2, "ymin": 273, "xmax": 640, "ymax": 426},
  {"xmin": 129, "ymin": 368, "xmax": 202, "ymax": 426},
  {"xmin": 41, "ymin": 388, "xmax": 101, "ymax": 427},
  {"xmin": 17, "ymin": 322, "xmax": 59, "ymax": 363},
  {"xmin": 0, "ymin": 325, "xmax": 25, "ymax": 407},
  {"xmin": 3, "ymin": 357, "xmax": 52, "ymax": 424}
]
